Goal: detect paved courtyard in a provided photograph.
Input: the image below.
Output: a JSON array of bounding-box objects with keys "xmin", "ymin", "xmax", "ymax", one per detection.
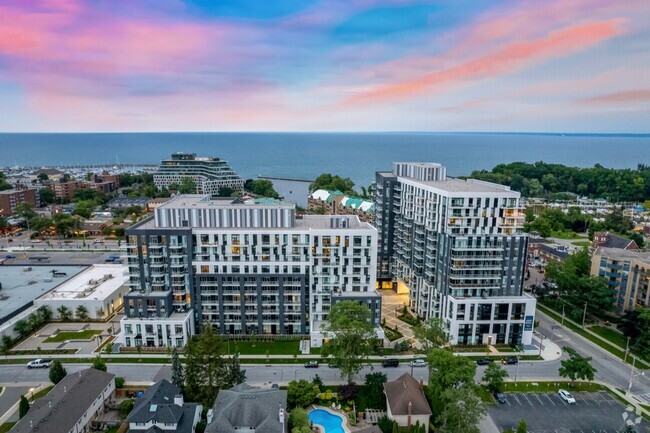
[{"xmin": 488, "ymin": 391, "xmax": 649, "ymax": 433}]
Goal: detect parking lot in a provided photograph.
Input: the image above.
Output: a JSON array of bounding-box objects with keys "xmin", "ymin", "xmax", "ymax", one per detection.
[{"xmin": 488, "ymin": 391, "xmax": 650, "ymax": 433}]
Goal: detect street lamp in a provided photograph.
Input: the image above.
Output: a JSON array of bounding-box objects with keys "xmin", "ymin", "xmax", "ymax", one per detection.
[
  {"xmin": 627, "ymin": 357, "xmax": 645, "ymax": 394},
  {"xmin": 538, "ymin": 334, "xmax": 545, "ymax": 357}
]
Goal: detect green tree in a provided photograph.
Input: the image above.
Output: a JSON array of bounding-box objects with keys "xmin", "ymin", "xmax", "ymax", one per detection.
[
  {"xmin": 631, "ymin": 308, "xmax": 650, "ymax": 357},
  {"xmin": 36, "ymin": 305, "xmax": 52, "ymax": 323},
  {"xmin": 516, "ymin": 419, "xmax": 527, "ymax": 433},
  {"xmin": 224, "ymin": 352, "xmax": 246, "ymax": 388},
  {"xmin": 482, "ymin": 362, "xmax": 509, "ymax": 393},
  {"xmin": 245, "ymin": 179, "xmax": 280, "ymax": 198},
  {"xmin": 310, "ymin": 173, "xmax": 357, "ymax": 195},
  {"xmin": 184, "ymin": 326, "xmax": 227, "ymax": 405},
  {"xmin": 321, "ymin": 301, "xmax": 375, "ymax": 383},
  {"xmin": 171, "ymin": 348, "xmax": 185, "ymax": 390},
  {"xmin": 558, "ymin": 347, "xmax": 597, "ymax": 383},
  {"xmin": 377, "ymin": 416, "xmax": 399, "ymax": 433},
  {"xmin": 364, "ymin": 372, "xmax": 388, "ymax": 410},
  {"xmin": 288, "ymin": 407, "xmax": 309, "ymax": 431},
  {"xmin": 413, "ymin": 317, "xmax": 451, "ymax": 352},
  {"xmin": 75, "ymin": 305, "xmax": 89, "ymax": 321},
  {"xmin": 437, "ymin": 386, "xmax": 486, "ymax": 433},
  {"xmin": 178, "ymin": 177, "xmax": 197, "ymax": 194},
  {"xmin": 287, "ymin": 379, "xmax": 320, "ymax": 408},
  {"xmin": 14, "ymin": 319, "xmax": 32, "ymax": 339},
  {"xmin": 57, "ymin": 305, "xmax": 71, "ymax": 321},
  {"xmin": 39, "ymin": 187, "xmax": 55, "ymax": 204},
  {"xmin": 19, "ymin": 395, "xmax": 30, "ymax": 419},
  {"xmin": 14, "ymin": 202, "xmax": 37, "ymax": 221},
  {"xmin": 92, "ymin": 355, "xmax": 107, "ymax": 372},
  {"xmin": 216, "ymin": 186, "xmax": 236, "ymax": 197},
  {"xmin": 119, "ymin": 399, "xmax": 135, "ymax": 419},
  {"xmin": 0, "ymin": 335, "xmax": 13, "ymax": 358},
  {"xmin": 49, "ymin": 360, "xmax": 67, "ymax": 384},
  {"xmin": 53, "ymin": 213, "xmax": 80, "ymax": 238},
  {"xmin": 427, "ymin": 348, "xmax": 476, "ymax": 415}
]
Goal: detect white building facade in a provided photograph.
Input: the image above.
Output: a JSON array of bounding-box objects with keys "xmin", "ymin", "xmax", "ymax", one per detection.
[
  {"xmin": 120, "ymin": 195, "xmax": 381, "ymax": 348},
  {"xmin": 375, "ymin": 162, "xmax": 536, "ymax": 346}
]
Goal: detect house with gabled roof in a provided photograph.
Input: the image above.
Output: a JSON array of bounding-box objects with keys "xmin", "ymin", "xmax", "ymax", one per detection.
[
  {"xmin": 384, "ymin": 373, "xmax": 432, "ymax": 432},
  {"xmin": 127, "ymin": 379, "xmax": 202, "ymax": 433}
]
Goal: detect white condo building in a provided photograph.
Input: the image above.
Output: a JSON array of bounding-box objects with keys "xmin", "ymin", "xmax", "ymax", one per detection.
[
  {"xmin": 119, "ymin": 195, "xmax": 382, "ymax": 348},
  {"xmin": 375, "ymin": 162, "xmax": 536, "ymax": 346}
]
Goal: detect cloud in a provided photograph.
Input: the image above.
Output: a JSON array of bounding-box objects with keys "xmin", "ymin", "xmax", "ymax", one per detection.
[
  {"xmin": 578, "ymin": 89, "xmax": 650, "ymax": 104},
  {"xmin": 340, "ymin": 19, "xmax": 625, "ymax": 106}
]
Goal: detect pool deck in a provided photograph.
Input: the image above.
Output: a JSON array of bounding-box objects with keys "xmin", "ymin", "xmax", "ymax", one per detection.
[{"xmin": 308, "ymin": 405, "xmax": 352, "ymax": 433}]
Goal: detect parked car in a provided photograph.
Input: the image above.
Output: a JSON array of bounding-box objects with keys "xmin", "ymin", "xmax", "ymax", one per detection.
[
  {"xmin": 558, "ymin": 389, "xmax": 576, "ymax": 404},
  {"xmin": 105, "ymin": 255, "xmax": 121, "ymax": 263},
  {"xmin": 382, "ymin": 358, "xmax": 399, "ymax": 368},
  {"xmin": 30, "ymin": 239, "xmax": 42, "ymax": 243},
  {"xmin": 409, "ymin": 359, "xmax": 426, "ymax": 367},
  {"xmin": 7, "ymin": 239, "xmax": 13, "ymax": 243},
  {"xmin": 304, "ymin": 361, "xmax": 319, "ymax": 368},
  {"xmin": 502, "ymin": 356, "xmax": 518, "ymax": 365},
  {"xmin": 27, "ymin": 359, "xmax": 53, "ymax": 369},
  {"xmin": 494, "ymin": 391, "xmax": 506, "ymax": 404},
  {"xmin": 5, "ymin": 254, "xmax": 16, "ymax": 259},
  {"xmin": 476, "ymin": 358, "xmax": 494, "ymax": 366}
]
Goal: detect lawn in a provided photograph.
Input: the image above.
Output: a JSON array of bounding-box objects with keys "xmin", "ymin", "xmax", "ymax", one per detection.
[
  {"xmin": 30, "ymin": 385, "xmax": 54, "ymax": 401},
  {"xmin": 44, "ymin": 329, "xmax": 102, "ymax": 343},
  {"xmin": 228, "ymin": 340, "xmax": 301, "ymax": 355},
  {"xmin": 382, "ymin": 327, "xmax": 403, "ymax": 342},
  {"xmin": 588, "ymin": 325, "xmax": 628, "ymax": 348},
  {"xmin": 551, "ymin": 231, "xmax": 586, "ymax": 240},
  {"xmin": 397, "ymin": 313, "xmax": 419, "ymax": 326},
  {"xmin": 571, "ymin": 240, "xmax": 591, "ymax": 247},
  {"xmin": 536, "ymin": 304, "xmax": 650, "ymax": 369},
  {"xmin": 500, "ymin": 381, "xmax": 606, "ymax": 393},
  {"xmin": 0, "ymin": 423, "xmax": 15, "ymax": 433}
]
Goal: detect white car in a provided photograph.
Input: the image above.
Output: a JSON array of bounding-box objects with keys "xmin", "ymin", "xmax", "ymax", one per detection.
[
  {"xmin": 27, "ymin": 359, "xmax": 53, "ymax": 369},
  {"xmin": 409, "ymin": 359, "xmax": 427, "ymax": 367},
  {"xmin": 558, "ymin": 389, "xmax": 576, "ymax": 404}
]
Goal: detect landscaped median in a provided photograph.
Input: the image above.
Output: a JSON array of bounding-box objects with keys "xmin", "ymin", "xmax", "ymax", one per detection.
[{"xmin": 536, "ymin": 303, "xmax": 650, "ymax": 369}]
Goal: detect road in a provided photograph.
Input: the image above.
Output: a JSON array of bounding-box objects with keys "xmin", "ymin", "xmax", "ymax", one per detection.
[{"xmin": 536, "ymin": 311, "xmax": 650, "ymax": 403}]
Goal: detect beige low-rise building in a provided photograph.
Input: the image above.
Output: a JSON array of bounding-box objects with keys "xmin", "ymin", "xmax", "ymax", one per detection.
[{"xmin": 591, "ymin": 247, "xmax": 650, "ymax": 313}]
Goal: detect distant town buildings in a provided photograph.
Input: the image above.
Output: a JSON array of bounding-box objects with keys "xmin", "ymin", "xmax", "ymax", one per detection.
[
  {"xmin": 593, "ymin": 231, "xmax": 640, "ymax": 251},
  {"xmin": 591, "ymin": 247, "xmax": 650, "ymax": 313},
  {"xmin": 375, "ymin": 162, "xmax": 536, "ymax": 346},
  {"xmin": 0, "ymin": 185, "xmax": 40, "ymax": 216},
  {"xmin": 309, "ymin": 189, "xmax": 375, "ymax": 223},
  {"xmin": 154, "ymin": 152, "xmax": 244, "ymax": 196},
  {"xmin": 119, "ymin": 194, "xmax": 381, "ymax": 349}
]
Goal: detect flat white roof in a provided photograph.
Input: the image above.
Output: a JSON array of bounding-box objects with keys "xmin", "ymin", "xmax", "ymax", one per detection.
[{"xmin": 37, "ymin": 264, "xmax": 128, "ymax": 301}]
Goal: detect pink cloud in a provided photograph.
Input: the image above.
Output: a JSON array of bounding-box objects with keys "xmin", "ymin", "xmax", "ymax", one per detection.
[
  {"xmin": 341, "ymin": 19, "xmax": 625, "ymax": 106},
  {"xmin": 578, "ymin": 89, "xmax": 650, "ymax": 104}
]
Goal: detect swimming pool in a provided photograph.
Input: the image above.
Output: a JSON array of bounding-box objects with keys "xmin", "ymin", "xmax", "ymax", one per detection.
[{"xmin": 308, "ymin": 408, "xmax": 348, "ymax": 433}]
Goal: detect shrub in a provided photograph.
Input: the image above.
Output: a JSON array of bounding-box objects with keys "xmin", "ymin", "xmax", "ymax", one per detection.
[
  {"xmin": 115, "ymin": 377, "xmax": 125, "ymax": 389},
  {"xmin": 337, "ymin": 383, "xmax": 358, "ymax": 401},
  {"xmin": 119, "ymin": 399, "xmax": 135, "ymax": 419}
]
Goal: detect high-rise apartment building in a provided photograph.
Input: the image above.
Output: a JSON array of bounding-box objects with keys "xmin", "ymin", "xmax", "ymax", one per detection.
[
  {"xmin": 375, "ymin": 162, "xmax": 536, "ymax": 346},
  {"xmin": 0, "ymin": 186, "xmax": 40, "ymax": 216},
  {"xmin": 119, "ymin": 195, "xmax": 381, "ymax": 349},
  {"xmin": 153, "ymin": 153, "xmax": 244, "ymax": 196}
]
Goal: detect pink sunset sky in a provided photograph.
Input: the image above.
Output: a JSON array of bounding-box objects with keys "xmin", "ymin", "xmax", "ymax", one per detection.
[{"xmin": 0, "ymin": 0, "xmax": 648, "ymax": 132}]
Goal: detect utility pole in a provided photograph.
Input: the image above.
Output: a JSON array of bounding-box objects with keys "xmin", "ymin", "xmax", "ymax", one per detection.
[
  {"xmin": 561, "ymin": 304, "xmax": 565, "ymax": 326},
  {"xmin": 581, "ymin": 301, "xmax": 588, "ymax": 328},
  {"xmin": 624, "ymin": 336, "xmax": 631, "ymax": 364}
]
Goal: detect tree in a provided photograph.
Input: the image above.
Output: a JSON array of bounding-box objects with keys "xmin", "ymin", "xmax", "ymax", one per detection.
[
  {"xmin": 0, "ymin": 335, "xmax": 13, "ymax": 358},
  {"xmin": 216, "ymin": 186, "xmax": 236, "ymax": 197},
  {"xmin": 119, "ymin": 399, "xmax": 135, "ymax": 419},
  {"xmin": 184, "ymin": 326, "xmax": 227, "ymax": 405},
  {"xmin": 171, "ymin": 348, "xmax": 185, "ymax": 390},
  {"xmin": 559, "ymin": 347, "xmax": 597, "ymax": 383},
  {"xmin": 224, "ymin": 352, "xmax": 246, "ymax": 388},
  {"xmin": 427, "ymin": 348, "xmax": 477, "ymax": 415},
  {"xmin": 377, "ymin": 416, "xmax": 400, "ymax": 433},
  {"xmin": 75, "ymin": 305, "xmax": 89, "ymax": 321},
  {"xmin": 482, "ymin": 362, "xmax": 509, "ymax": 393},
  {"xmin": 287, "ymin": 379, "xmax": 320, "ymax": 408},
  {"xmin": 36, "ymin": 305, "xmax": 52, "ymax": 323},
  {"xmin": 57, "ymin": 305, "xmax": 72, "ymax": 321},
  {"xmin": 92, "ymin": 355, "xmax": 107, "ymax": 372},
  {"xmin": 413, "ymin": 317, "xmax": 451, "ymax": 352},
  {"xmin": 516, "ymin": 419, "xmax": 527, "ymax": 433},
  {"xmin": 49, "ymin": 360, "xmax": 67, "ymax": 384},
  {"xmin": 631, "ymin": 308, "xmax": 650, "ymax": 357},
  {"xmin": 14, "ymin": 319, "xmax": 32, "ymax": 339},
  {"xmin": 321, "ymin": 301, "xmax": 375, "ymax": 383},
  {"xmin": 178, "ymin": 177, "xmax": 197, "ymax": 194},
  {"xmin": 288, "ymin": 407, "xmax": 309, "ymax": 431},
  {"xmin": 437, "ymin": 386, "xmax": 486, "ymax": 433},
  {"xmin": 245, "ymin": 179, "xmax": 280, "ymax": 198},
  {"xmin": 39, "ymin": 187, "xmax": 55, "ymax": 204},
  {"xmin": 364, "ymin": 372, "xmax": 388, "ymax": 410},
  {"xmin": 19, "ymin": 395, "xmax": 30, "ymax": 419},
  {"xmin": 310, "ymin": 173, "xmax": 357, "ymax": 195}
]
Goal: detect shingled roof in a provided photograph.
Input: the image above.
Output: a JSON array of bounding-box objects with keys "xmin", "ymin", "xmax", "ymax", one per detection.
[
  {"xmin": 11, "ymin": 368, "xmax": 115, "ymax": 433},
  {"xmin": 384, "ymin": 373, "xmax": 432, "ymax": 416},
  {"xmin": 206, "ymin": 384, "xmax": 287, "ymax": 433}
]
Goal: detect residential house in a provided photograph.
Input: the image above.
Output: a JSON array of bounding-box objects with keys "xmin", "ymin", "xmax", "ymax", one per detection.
[
  {"xmin": 593, "ymin": 231, "xmax": 639, "ymax": 251},
  {"xmin": 206, "ymin": 383, "xmax": 287, "ymax": 433},
  {"xmin": 384, "ymin": 373, "xmax": 432, "ymax": 432},
  {"xmin": 127, "ymin": 379, "xmax": 202, "ymax": 433},
  {"xmin": 308, "ymin": 189, "xmax": 375, "ymax": 223},
  {"xmin": 10, "ymin": 368, "xmax": 115, "ymax": 433}
]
